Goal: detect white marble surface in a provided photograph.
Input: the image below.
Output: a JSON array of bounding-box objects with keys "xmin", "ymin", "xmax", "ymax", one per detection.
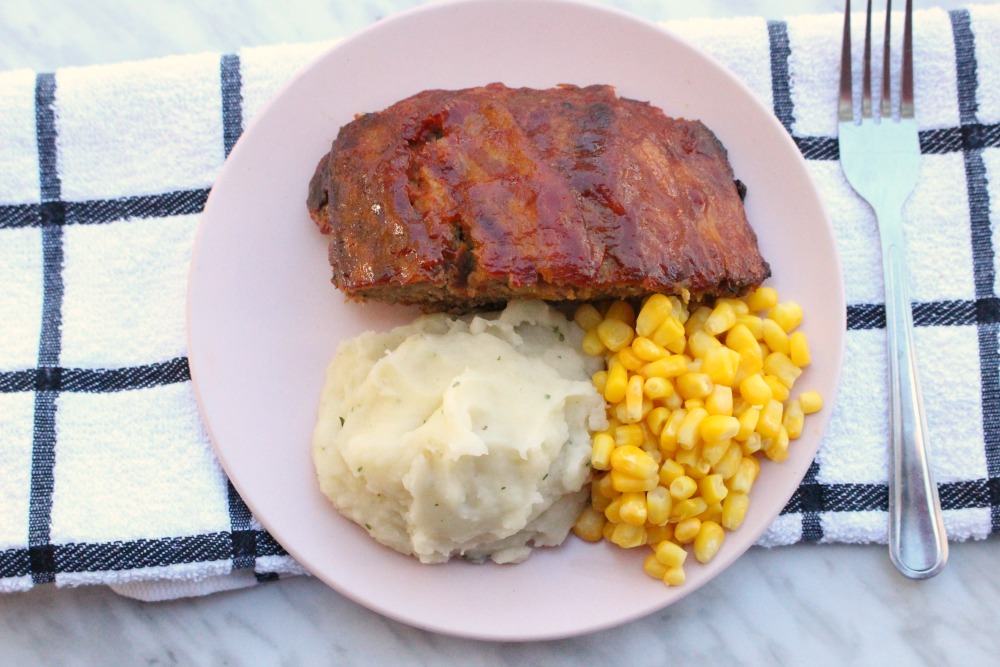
[{"xmin": 2, "ymin": 0, "xmax": 999, "ymax": 664}]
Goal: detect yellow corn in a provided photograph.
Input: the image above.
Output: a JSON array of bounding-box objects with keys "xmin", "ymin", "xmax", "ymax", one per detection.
[
  {"xmin": 610, "ymin": 444, "xmax": 658, "ymax": 479},
  {"xmin": 761, "ymin": 318, "xmax": 790, "ymax": 356},
  {"xmin": 714, "ymin": 442, "xmax": 744, "ymax": 479},
  {"xmin": 727, "ymin": 456, "xmax": 760, "ymax": 494},
  {"xmin": 619, "ymin": 491, "xmax": 648, "ymax": 526},
  {"xmin": 671, "ymin": 497, "xmax": 709, "ymax": 523},
  {"xmin": 721, "ymin": 492, "xmax": 750, "ymax": 531},
  {"xmin": 703, "ymin": 346, "xmax": 741, "ymax": 387},
  {"xmin": 693, "ymin": 520, "xmax": 725, "ymax": 563},
  {"xmin": 651, "ymin": 316, "xmax": 686, "ymax": 348},
  {"xmin": 645, "ymin": 523, "xmax": 674, "ymax": 545},
  {"xmin": 700, "ymin": 414, "xmax": 740, "ymax": 444},
  {"xmin": 789, "ymin": 331, "xmax": 811, "ymax": 367},
  {"xmin": 725, "ymin": 323, "xmax": 759, "ymax": 354},
  {"xmin": 770, "ymin": 301, "xmax": 803, "ymax": 332},
  {"xmin": 735, "ymin": 406, "xmax": 760, "ymax": 441},
  {"xmin": 654, "ymin": 540, "xmax": 688, "ymax": 568},
  {"xmin": 613, "ymin": 347, "xmax": 643, "ymax": 373},
  {"xmin": 687, "ymin": 329, "xmax": 722, "ymax": 358},
  {"xmin": 757, "ymin": 399, "xmax": 784, "ymax": 439},
  {"xmin": 706, "ymin": 384, "xmax": 734, "ymax": 416},
  {"xmin": 574, "ymin": 303, "xmax": 603, "ymax": 331},
  {"xmin": 581, "ymin": 328, "xmax": 607, "ymax": 356},
  {"xmin": 685, "ymin": 306, "xmax": 712, "ymax": 337},
  {"xmin": 669, "ymin": 475, "xmax": 697, "ymax": 501},
  {"xmin": 673, "ymin": 516, "xmax": 702, "ymax": 543},
  {"xmin": 646, "ymin": 406, "xmax": 670, "ymax": 436},
  {"xmin": 764, "ymin": 352, "xmax": 803, "ymax": 388},
  {"xmin": 572, "ymin": 506, "xmax": 607, "ymax": 542},
  {"xmin": 639, "ymin": 354, "xmax": 688, "ymax": 379},
  {"xmin": 593, "ymin": 471, "xmax": 617, "ymax": 498},
  {"xmin": 636, "ymin": 294, "xmax": 671, "ymax": 337},
  {"xmin": 591, "ymin": 370, "xmax": 608, "ymax": 395},
  {"xmin": 625, "ymin": 375, "xmax": 645, "ymax": 422},
  {"xmin": 643, "ymin": 376, "xmax": 674, "ymax": 401},
  {"xmin": 604, "ymin": 497, "xmax": 621, "ymax": 524},
  {"xmin": 663, "ymin": 391, "xmax": 684, "ymax": 410},
  {"xmin": 602, "ymin": 520, "xmax": 616, "ymax": 542},
  {"xmin": 604, "ymin": 362, "xmax": 628, "ymax": 403},
  {"xmin": 741, "ymin": 431, "xmax": 763, "ymax": 455},
  {"xmin": 739, "ymin": 373, "xmax": 772, "ymax": 407},
  {"xmin": 736, "ymin": 313, "xmax": 764, "ymax": 340},
  {"xmin": 614, "ymin": 424, "xmax": 644, "ymax": 449},
  {"xmin": 590, "ymin": 483, "xmax": 612, "ymax": 512},
  {"xmin": 699, "ymin": 474, "xmax": 729, "ymax": 505},
  {"xmin": 632, "ymin": 336, "xmax": 668, "ymax": 362},
  {"xmin": 677, "ymin": 406, "xmax": 709, "ymax": 449},
  {"xmin": 783, "ymin": 399, "xmax": 805, "ymax": 439},
  {"xmin": 702, "ymin": 437, "xmax": 731, "ymax": 467},
  {"xmin": 605, "ymin": 300, "xmax": 636, "ymax": 327},
  {"xmin": 677, "ymin": 373, "xmax": 713, "ymax": 401},
  {"xmin": 683, "ymin": 398, "xmax": 704, "ymax": 411},
  {"xmin": 610, "ymin": 469, "xmax": 659, "ymax": 493},
  {"xmin": 684, "ymin": 456, "xmax": 711, "ymax": 480},
  {"xmin": 591, "ymin": 432, "xmax": 615, "ymax": 470},
  {"xmin": 746, "ymin": 286, "xmax": 778, "ymax": 312},
  {"xmin": 662, "ymin": 566, "xmax": 687, "ymax": 586},
  {"xmin": 704, "ymin": 300, "xmax": 738, "ymax": 335},
  {"xmin": 643, "ymin": 553, "xmax": 669, "ymax": 580},
  {"xmin": 609, "ymin": 522, "xmax": 646, "ymax": 548},
  {"xmin": 763, "ymin": 374, "xmax": 790, "ymax": 402},
  {"xmin": 763, "ymin": 425, "xmax": 790, "ymax": 462},
  {"xmin": 659, "ymin": 408, "xmax": 686, "ymax": 454},
  {"xmin": 799, "ymin": 390, "xmax": 823, "ymax": 414},
  {"xmin": 658, "ymin": 458, "xmax": 686, "ymax": 487},
  {"xmin": 646, "ymin": 486, "xmax": 672, "ymax": 525},
  {"xmin": 664, "ymin": 337, "xmax": 688, "ymax": 355},
  {"xmin": 597, "ymin": 317, "xmax": 635, "ymax": 352}
]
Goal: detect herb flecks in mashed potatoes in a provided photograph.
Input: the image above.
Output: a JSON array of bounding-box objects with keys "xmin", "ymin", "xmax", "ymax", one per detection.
[{"xmin": 312, "ymin": 300, "xmax": 608, "ymax": 564}]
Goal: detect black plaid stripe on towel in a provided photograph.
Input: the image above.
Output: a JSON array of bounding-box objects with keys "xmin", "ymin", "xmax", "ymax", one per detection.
[{"xmin": 1, "ymin": 7, "xmax": 998, "ymax": 600}]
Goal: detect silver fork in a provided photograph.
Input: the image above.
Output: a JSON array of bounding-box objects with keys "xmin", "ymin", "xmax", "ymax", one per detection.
[{"xmin": 838, "ymin": 0, "xmax": 947, "ymax": 579}]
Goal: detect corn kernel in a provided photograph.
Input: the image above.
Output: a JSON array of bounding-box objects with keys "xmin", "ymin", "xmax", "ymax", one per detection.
[
  {"xmin": 799, "ymin": 390, "xmax": 823, "ymax": 414},
  {"xmin": 741, "ymin": 432, "xmax": 763, "ymax": 455},
  {"xmin": 611, "ymin": 469, "xmax": 659, "ymax": 493},
  {"xmin": 739, "ymin": 373, "xmax": 773, "ymax": 407},
  {"xmin": 591, "ymin": 370, "xmax": 608, "ymax": 395},
  {"xmin": 735, "ymin": 406, "xmax": 760, "ymax": 441},
  {"xmin": 677, "ymin": 406, "xmax": 709, "ymax": 449},
  {"xmin": 663, "ymin": 392, "xmax": 683, "ymax": 410},
  {"xmin": 632, "ymin": 336, "xmax": 668, "ymax": 362},
  {"xmin": 763, "ymin": 425, "xmax": 790, "ymax": 462},
  {"xmin": 619, "ymin": 491, "xmax": 648, "ymax": 526},
  {"xmin": 572, "ymin": 506, "xmax": 607, "ymax": 542},
  {"xmin": 643, "ymin": 376, "xmax": 674, "ymax": 401},
  {"xmin": 727, "ymin": 457, "xmax": 760, "ymax": 494},
  {"xmin": 659, "ymin": 408, "xmax": 687, "ymax": 454},
  {"xmin": 591, "ymin": 483, "xmax": 612, "ymax": 512},
  {"xmin": 683, "ymin": 398, "xmax": 704, "ymax": 411},
  {"xmin": 763, "ymin": 374, "xmax": 790, "ymax": 402},
  {"xmin": 685, "ymin": 306, "xmax": 712, "ymax": 337},
  {"xmin": 604, "ymin": 497, "xmax": 622, "ymax": 524},
  {"xmin": 714, "ymin": 442, "xmax": 743, "ymax": 479},
  {"xmin": 783, "ymin": 399, "xmax": 805, "ymax": 439},
  {"xmin": 757, "ymin": 399, "xmax": 784, "ymax": 439},
  {"xmin": 687, "ymin": 330, "xmax": 722, "ymax": 358},
  {"xmin": 669, "ymin": 475, "xmax": 697, "ymax": 501},
  {"xmin": 605, "ymin": 300, "xmax": 636, "ymax": 327},
  {"xmin": 609, "ymin": 522, "xmax": 646, "ymax": 548},
  {"xmin": 574, "ymin": 303, "xmax": 603, "ymax": 331},
  {"xmin": 654, "ymin": 540, "xmax": 688, "ymax": 568},
  {"xmin": 636, "ymin": 294, "xmax": 671, "ymax": 337},
  {"xmin": 701, "ymin": 436, "xmax": 731, "ymax": 467},
  {"xmin": 639, "ymin": 355, "xmax": 688, "ymax": 379},
  {"xmin": 643, "ymin": 553, "xmax": 669, "ymax": 580},
  {"xmin": 651, "ymin": 316, "xmax": 686, "ymax": 348},
  {"xmin": 704, "ymin": 300, "xmax": 738, "ymax": 335},
  {"xmin": 671, "ymin": 497, "xmax": 709, "ymax": 523},
  {"xmin": 746, "ymin": 286, "xmax": 778, "ymax": 312},
  {"xmin": 581, "ymin": 328, "xmax": 607, "ymax": 356},
  {"xmin": 684, "ymin": 456, "xmax": 711, "ymax": 480},
  {"xmin": 693, "ymin": 520, "xmax": 725, "ymax": 563},
  {"xmin": 673, "ymin": 516, "xmax": 702, "ymax": 543},
  {"xmin": 658, "ymin": 459, "xmax": 686, "ymax": 487},
  {"xmin": 725, "ymin": 323, "xmax": 758, "ymax": 354},
  {"xmin": 736, "ymin": 313, "xmax": 764, "ymax": 340},
  {"xmin": 645, "ymin": 523, "xmax": 674, "ymax": 545},
  {"xmin": 764, "ymin": 352, "xmax": 803, "ymax": 388},
  {"xmin": 625, "ymin": 375, "xmax": 645, "ymax": 422},
  {"xmin": 646, "ymin": 406, "xmax": 670, "ymax": 436},
  {"xmin": 700, "ymin": 414, "xmax": 740, "ymax": 444},
  {"xmin": 677, "ymin": 373, "xmax": 713, "ymax": 401},
  {"xmin": 789, "ymin": 331, "xmax": 811, "ymax": 367},
  {"xmin": 761, "ymin": 318, "xmax": 791, "ymax": 355},
  {"xmin": 602, "ymin": 519, "xmax": 616, "ymax": 542},
  {"xmin": 663, "ymin": 566, "xmax": 687, "ymax": 586},
  {"xmin": 706, "ymin": 384, "xmax": 733, "ymax": 416},
  {"xmin": 698, "ymin": 474, "xmax": 729, "ymax": 505},
  {"xmin": 614, "ymin": 425, "xmax": 644, "ymax": 449},
  {"xmin": 597, "ymin": 318, "xmax": 635, "ymax": 352},
  {"xmin": 610, "ymin": 443, "xmax": 658, "ymax": 479},
  {"xmin": 591, "ymin": 432, "xmax": 615, "ymax": 470},
  {"xmin": 703, "ymin": 347, "xmax": 741, "ymax": 387},
  {"xmin": 594, "ymin": 471, "xmax": 617, "ymax": 498},
  {"xmin": 721, "ymin": 492, "xmax": 750, "ymax": 531},
  {"xmin": 646, "ymin": 486, "xmax": 672, "ymax": 525},
  {"xmin": 770, "ymin": 301, "xmax": 803, "ymax": 332},
  {"xmin": 604, "ymin": 362, "xmax": 628, "ymax": 403}
]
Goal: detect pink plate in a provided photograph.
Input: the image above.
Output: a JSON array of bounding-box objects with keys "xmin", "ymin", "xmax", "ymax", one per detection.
[{"xmin": 187, "ymin": 0, "xmax": 844, "ymax": 641}]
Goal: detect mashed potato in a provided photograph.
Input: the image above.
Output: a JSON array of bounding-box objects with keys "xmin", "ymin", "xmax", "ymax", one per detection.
[{"xmin": 312, "ymin": 300, "xmax": 608, "ymax": 564}]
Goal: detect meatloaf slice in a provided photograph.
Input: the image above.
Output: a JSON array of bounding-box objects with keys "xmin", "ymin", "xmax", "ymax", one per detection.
[{"xmin": 307, "ymin": 83, "xmax": 770, "ymax": 311}]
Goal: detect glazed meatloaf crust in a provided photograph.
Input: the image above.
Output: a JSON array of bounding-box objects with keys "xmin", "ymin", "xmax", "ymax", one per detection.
[{"xmin": 307, "ymin": 83, "xmax": 770, "ymax": 310}]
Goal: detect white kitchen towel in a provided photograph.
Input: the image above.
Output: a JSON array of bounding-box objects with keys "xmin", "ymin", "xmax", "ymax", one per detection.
[{"xmin": 1, "ymin": 4, "xmax": 998, "ymax": 599}]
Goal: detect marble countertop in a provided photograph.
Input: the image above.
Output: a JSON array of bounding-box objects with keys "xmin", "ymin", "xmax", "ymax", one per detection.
[{"xmin": 2, "ymin": 0, "xmax": 999, "ymax": 664}]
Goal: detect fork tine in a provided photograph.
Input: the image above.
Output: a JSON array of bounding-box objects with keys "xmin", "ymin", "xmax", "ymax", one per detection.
[
  {"xmin": 839, "ymin": 0, "xmax": 854, "ymax": 122},
  {"xmin": 862, "ymin": 0, "xmax": 874, "ymax": 119},
  {"xmin": 901, "ymin": 0, "xmax": 915, "ymax": 118},
  {"xmin": 882, "ymin": 0, "xmax": 893, "ymax": 120}
]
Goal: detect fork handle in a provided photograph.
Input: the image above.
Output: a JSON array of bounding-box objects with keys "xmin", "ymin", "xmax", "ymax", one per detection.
[{"xmin": 880, "ymin": 217, "xmax": 948, "ymax": 579}]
